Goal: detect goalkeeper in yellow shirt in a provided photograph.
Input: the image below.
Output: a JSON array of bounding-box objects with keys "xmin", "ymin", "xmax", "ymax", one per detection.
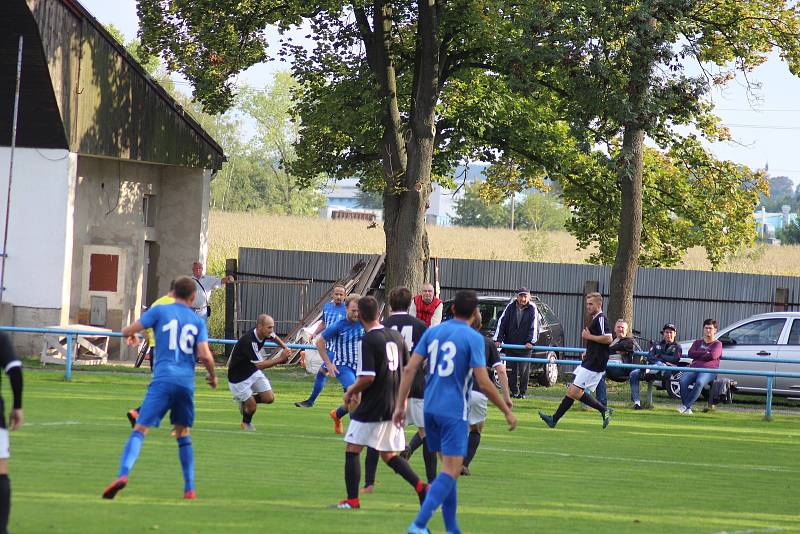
[{"xmin": 126, "ymin": 281, "xmax": 175, "ymax": 427}]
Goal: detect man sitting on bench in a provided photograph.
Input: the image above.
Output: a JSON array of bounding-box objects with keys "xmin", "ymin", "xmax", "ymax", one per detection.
[{"xmin": 629, "ymin": 323, "xmax": 682, "ymax": 409}]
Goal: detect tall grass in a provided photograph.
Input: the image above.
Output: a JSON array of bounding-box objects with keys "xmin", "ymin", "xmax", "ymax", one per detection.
[{"xmin": 208, "ymin": 210, "xmax": 800, "ymax": 275}]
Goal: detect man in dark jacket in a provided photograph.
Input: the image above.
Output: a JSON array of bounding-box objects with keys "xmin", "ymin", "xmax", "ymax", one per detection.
[
  {"xmin": 629, "ymin": 323, "xmax": 682, "ymax": 409},
  {"xmin": 493, "ymin": 288, "xmax": 540, "ymax": 398}
]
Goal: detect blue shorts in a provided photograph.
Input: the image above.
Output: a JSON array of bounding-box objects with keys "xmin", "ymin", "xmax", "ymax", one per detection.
[
  {"xmin": 335, "ymin": 365, "xmax": 356, "ymax": 391},
  {"xmin": 137, "ymin": 381, "xmax": 195, "ymax": 428},
  {"xmin": 424, "ymin": 412, "xmax": 469, "ymax": 457}
]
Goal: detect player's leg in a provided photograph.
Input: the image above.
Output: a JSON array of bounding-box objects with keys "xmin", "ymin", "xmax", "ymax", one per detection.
[
  {"xmin": 243, "ymin": 373, "xmax": 274, "ymax": 430},
  {"xmin": 463, "ymin": 392, "xmax": 487, "ymax": 474},
  {"xmin": 362, "ymin": 447, "xmax": 379, "ymax": 493},
  {"xmin": 0, "ymin": 435, "xmax": 10, "ymax": 534},
  {"xmin": 126, "ymin": 349, "xmax": 154, "ymax": 427},
  {"xmin": 171, "ymin": 386, "xmax": 197, "ymax": 499},
  {"xmin": 402, "ymin": 431, "xmax": 423, "ymax": 459},
  {"xmin": 373, "ymin": 421, "xmax": 428, "ymax": 503},
  {"xmin": 463, "ymin": 422, "xmax": 484, "ymax": 473},
  {"xmin": 296, "ymin": 367, "xmax": 328, "ymax": 408},
  {"xmin": 330, "ymin": 366, "xmax": 356, "ymax": 434},
  {"xmin": 402, "ymin": 398, "xmax": 425, "ymax": 460},
  {"xmin": 241, "ymin": 397, "xmax": 257, "ymax": 429},
  {"xmin": 419, "ymin": 427, "xmax": 437, "ymax": 483}
]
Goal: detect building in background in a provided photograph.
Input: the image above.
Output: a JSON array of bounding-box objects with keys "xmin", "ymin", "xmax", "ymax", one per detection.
[{"xmin": 754, "ymin": 205, "xmax": 797, "ymax": 242}]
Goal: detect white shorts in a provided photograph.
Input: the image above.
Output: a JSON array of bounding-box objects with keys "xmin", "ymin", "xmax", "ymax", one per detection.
[
  {"xmin": 468, "ymin": 391, "xmax": 488, "ymax": 425},
  {"xmin": 345, "ymin": 420, "xmax": 406, "ymax": 452},
  {"xmin": 407, "ymin": 398, "xmax": 425, "ymax": 428},
  {"xmin": 572, "ymin": 366, "xmax": 605, "ymax": 391},
  {"xmin": 228, "ymin": 370, "xmax": 272, "ymax": 402},
  {"xmin": 0, "ymin": 429, "xmax": 8, "ymax": 459}
]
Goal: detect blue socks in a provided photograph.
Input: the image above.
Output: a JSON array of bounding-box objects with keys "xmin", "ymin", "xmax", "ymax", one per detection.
[
  {"xmin": 442, "ymin": 478, "xmax": 459, "ymax": 533},
  {"xmin": 335, "ymin": 405, "xmax": 349, "ymax": 419},
  {"xmin": 307, "ymin": 370, "xmax": 327, "ymax": 405},
  {"xmin": 177, "ymin": 436, "xmax": 194, "ymax": 492},
  {"xmin": 118, "ymin": 430, "xmax": 145, "ymax": 477},
  {"xmin": 414, "ymin": 472, "xmax": 456, "ymax": 529}
]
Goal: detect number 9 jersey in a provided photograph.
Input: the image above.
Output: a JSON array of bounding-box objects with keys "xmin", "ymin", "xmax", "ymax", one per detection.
[
  {"xmin": 140, "ymin": 302, "xmax": 209, "ymax": 390},
  {"xmin": 352, "ymin": 326, "xmax": 409, "ymax": 423},
  {"xmin": 413, "ymin": 319, "xmax": 486, "ymax": 421}
]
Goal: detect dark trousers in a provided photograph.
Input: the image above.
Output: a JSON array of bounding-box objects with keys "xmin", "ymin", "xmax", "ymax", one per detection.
[{"xmin": 507, "ymin": 352, "xmax": 531, "ymax": 396}]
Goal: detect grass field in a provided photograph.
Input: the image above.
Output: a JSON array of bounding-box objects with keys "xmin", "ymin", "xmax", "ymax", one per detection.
[{"xmin": 10, "ymin": 368, "xmax": 800, "ymax": 533}]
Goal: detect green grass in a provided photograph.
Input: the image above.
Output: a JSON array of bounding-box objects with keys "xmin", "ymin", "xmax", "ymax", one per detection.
[{"xmin": 10, "ymin": 369, "xmax": 800, "ymax": 533}]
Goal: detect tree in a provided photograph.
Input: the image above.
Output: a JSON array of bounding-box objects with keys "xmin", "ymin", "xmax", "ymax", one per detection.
[
  {"xmin": 777, "ymin": 219, "xmax": 800, "ymax": 245},
  {"xmin": 452, "ymin": 182, "xmax": 510, "ymax": 228},
  {"xmin": 515, "ymin": 193, "xmax": 569, "ymax": 232},
  {"xmin": 760, "ymin": 176, "xmax": 796, "ymax": 211}
]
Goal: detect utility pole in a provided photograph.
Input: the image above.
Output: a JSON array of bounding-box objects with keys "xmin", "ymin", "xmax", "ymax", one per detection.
[{"xmin": 510, "ymin": 194, "xmax": 516, "ymax": 231}]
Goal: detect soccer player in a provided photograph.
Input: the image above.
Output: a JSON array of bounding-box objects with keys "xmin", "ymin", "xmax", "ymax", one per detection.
[
  {"xmin": 394, "ymin": 290, "xmax": 517, "ymax": 534},
  {"xmin": 462, "ymin": 308, "xmax": 513, "ymax": 476},
  {"xmin": 317, "ymin": 294, "xmax": 364, "ymax": 434},
  {"xmin": 336, "ymin": 296, "xmax": 428, "ymax": 510},
  {"xmin": 0, "ymin": 332, "xmax": 23, "ymax": 534},
  {"xmin": 295, "ymin": 285, "xmax": 347, "ymax": 408},
  {"xmin": 538, "ymin": 292, "xmax": 614, "ymax": 429},
  {"xmin": 102, "ymin": 276, "xmax": 218, "ymax": 500},
  {"xmin": 227, "ymin": 314, "xmax": 292, "ymax": 431},
  {"xmin": 363, "ymin": 287, "xmax": 429, "ymax": 493},
  {"xmin": 127, "ymin": 281, "xmax": 176, "ymax": 427}
]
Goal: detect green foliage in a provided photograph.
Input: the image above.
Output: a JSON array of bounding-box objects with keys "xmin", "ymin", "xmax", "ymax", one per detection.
[
  {"xmin": 515, "ymin": 193, "xmax": 570, "ymax": 232},
  {"xmin": 759, "ymin": 176, "xmax": 798, "ymax": 212},
  {"xmin": 777, "ymin": 219, "xmax": 800, "ymax": 245},
  {"xmin": 522, "ymin": 229, "xmax": 553, "ymax": 261},
  {"xmin": 453, "ymin": 183, "xmax": 510, "ymax": 228}
]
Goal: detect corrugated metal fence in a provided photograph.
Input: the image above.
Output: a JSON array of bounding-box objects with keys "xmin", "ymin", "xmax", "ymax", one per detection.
[{"xmin": 234, "ymin": 248, "xmax": 800, "ymax": 346}]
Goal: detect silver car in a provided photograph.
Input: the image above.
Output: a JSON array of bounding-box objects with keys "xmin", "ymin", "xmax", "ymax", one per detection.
[{"xmin": 678, "ymin": 312, "xmax": 800, "ymax": 398}]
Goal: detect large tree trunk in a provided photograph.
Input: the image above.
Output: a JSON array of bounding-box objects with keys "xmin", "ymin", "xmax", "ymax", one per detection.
[{"xmin": 607, "ymin": 125, "xmax": 644, "ymax": 325}]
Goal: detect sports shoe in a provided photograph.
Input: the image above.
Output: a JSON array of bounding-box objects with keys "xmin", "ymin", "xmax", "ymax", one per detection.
[
  {"xmin": 633, "ymin": 403, "xmax": 642, "ymax": 410},
  {"xmin": 334, "ymin": 498, "xmax": 360, "ymax": 509},
  {"xmin": 602, "ymin": 407, "xmax": 614, "ymax": 429},
  {"xmin": 407, "ymin": 522, "xmax": 431, "ymax": 534},
  {"xmin": 184, "ymin": 490, "xmax": 196, "ymax": 500},
  {"xmin": 416, "ymin": 482, "xmax": 429, "ymax": 505},
  {"xmin": 683, "ymin": 408, "xmax": 693, "ymax": 415},
  {"xmin": 102, "ymin": 475, "xmax": 128, "ymax": 499},
  {"xmin": 538, "ymin": 411, "xmax": 556, "ymax": 428},
  {"xmin": 330, "ymin": 409, "xmax": 343, "ymax": 434},
  {"xmin": 294, "ymin": 400, "xmax": 313, "ymax": 408},
  {"xmin": 126, "ymin": 409, "xmax": 139, "ymax": 428},
  {"xmin": 461, "ymin": 465, "xmax": 471, "ymax": 476},
  {"xmin": 677, "ymin": 405, "xmax": 687, "ymax": 413},
  {"xmin": 240, "ymin": 422, "xmax": 256, "ymax": 431},
  {"xmin": 360, "ymin": 484, "xmax": 375, "ymax": 494}
]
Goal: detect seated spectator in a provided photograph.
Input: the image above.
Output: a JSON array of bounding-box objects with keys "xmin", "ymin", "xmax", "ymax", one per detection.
[
  {"xmin": 678, "ymin": 319, "xmax": 722, "ymax": 414},
  {"xmin": 594, "ymin": 319, "xmax": 639, "ymax": 407},
  {"xmin": 629, "ymin": 323, "xmax": 681, "ymax": 409}
]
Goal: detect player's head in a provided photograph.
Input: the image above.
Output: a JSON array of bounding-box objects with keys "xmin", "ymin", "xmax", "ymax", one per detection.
[
  {"xmin": 420, "ymin": 283, "xmax": 435, "ymax": 304},
  {"xmin": 256, "ymin": 314, "xmax": 275, "ymax": 338},
  {"xmin": 452, "ymin": 289, "xmax": 478, "ymax": 320},
  {"xmin": 468, "ymin": 307, "xmax": 483, "ymax": 331},
  {"xmin": 388, "ymin": 286, "xmax": 412, "ymax": 312},
  {"xmin": 585, "ymin": 292, "xmax": 603, "ymax": 315},
  {"xmin": 614, "ymin": 319, "xmax": 628, "ymax": 337},
  {"xmin": 357, "ymin": 296, "xmax": 380, "ymax": 327},
  {"xmin": 173, "ymin": 276, "xmax": 197, "ymax": 303},
  {"xmin": 332, "ymin": 285, "xmax": 346, "ymax": 305},
  {"xmin": 345, "ymin": 293, "xmax": 361, "ymax": 321},
  {"xmin": 192, "ymin": 262, "xmax": 203, "ymax": 277}
]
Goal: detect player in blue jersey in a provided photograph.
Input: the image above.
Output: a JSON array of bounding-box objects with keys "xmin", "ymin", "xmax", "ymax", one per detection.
[
  {"xmin": 102, "ymin": 276, "xmax": 218, "ymax": 501},
  {"xmin": 295, "ymin": 285, "xmax": 348, "ymax": 408},
  {"xmin": 316, "ymin": 294, "xmax": 364, "ymax": 434},
  {"xmin": 394, "ymin": 290, "xmax": 517, "ymax": 534}
]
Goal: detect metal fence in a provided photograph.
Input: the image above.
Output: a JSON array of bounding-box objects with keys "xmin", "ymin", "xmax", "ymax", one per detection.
[{"xmin": 235, "ymin": 248, "xmax": 800, "ymax": 345}]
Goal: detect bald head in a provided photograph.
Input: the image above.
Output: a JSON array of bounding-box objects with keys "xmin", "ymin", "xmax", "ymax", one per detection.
[
  {"xmin": 421, "ymin": 283, "xmax": 435, "ymax": 304},
  {"xmin": 255, "ymin": 314, "xmax": 276, "ymax": 339}
]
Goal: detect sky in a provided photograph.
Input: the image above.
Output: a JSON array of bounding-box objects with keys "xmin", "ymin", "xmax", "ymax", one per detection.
[{"xmin": 80, "ymin": 0, "xmax": 800, "ymax": 186}]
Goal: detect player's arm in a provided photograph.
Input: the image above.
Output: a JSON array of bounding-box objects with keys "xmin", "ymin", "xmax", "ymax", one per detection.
[
  {"xmin": 0, "ymin": 335, "xmax": 23, "ymax": 430},
  {"xmin": 312, "ymin": 320, "xmax": 326, "ymax": 336},
  {"xmin": 581, "ymin": 329, "xmax": 613, "ymax": 344},
  {"xmin": 195, "ymin": 341, "xmax": 218, "ymax": 388},
  {"xmin": 392, "ymin": 352, "xmax": 424, "ymax": 428},
  {"xmin": 316, "ymin": 325, "xmax": 339, "ymax": 375},
  {"xmin": 474, "ymin": 366, "xmax": 516, "ymax": 431},
  {"xmin": 494, "ymin": 363, "xmax": 513, "ymax": 409},
  {"xmin": 122, "ymin": 320, "xmax": 146, "ymax": 346}
]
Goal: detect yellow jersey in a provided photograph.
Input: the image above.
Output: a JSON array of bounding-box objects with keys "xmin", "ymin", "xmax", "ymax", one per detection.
[{"xmin": 146, "ymin": 295, "xmax": 176, "ymax": 346}]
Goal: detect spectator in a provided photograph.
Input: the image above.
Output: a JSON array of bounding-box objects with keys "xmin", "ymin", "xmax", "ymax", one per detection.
[
  {"xmin": 409, "ymin": 283, "xmax": 443, "ymax": 327},
  {"xmin": 190, "ymin": 262, "xmax": 234, "ymax": 320},
  {"xmin": 629, "ymin": 323, "xmax": 681, "ymax": 410},
  {"xmin": 678, "ymin": 319, "xmax": 722, "ymax": 414},
  {"xmin": 493, "ymin": 288, "xmax": 540, "ymax": 399},
  {"xmin": 594, "ymin": 319, "xmax": 638, "ymax": 406}
]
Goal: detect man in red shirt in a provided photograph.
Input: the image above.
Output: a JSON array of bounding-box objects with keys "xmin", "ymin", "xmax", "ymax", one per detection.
[{"xmin": 409, "ymin": 283, "xmax": 443, "ymax": 327}]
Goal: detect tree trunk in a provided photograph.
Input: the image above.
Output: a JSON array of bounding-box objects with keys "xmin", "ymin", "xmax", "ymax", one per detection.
[{"xmin": 607, "ymin": 125, "xmax": 644, "ymax": 325}]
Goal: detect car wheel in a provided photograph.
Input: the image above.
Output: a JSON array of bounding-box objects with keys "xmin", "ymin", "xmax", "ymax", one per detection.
[{"xmin": 536, "ymin": 352, "xmax": 559, "ymax": 387}]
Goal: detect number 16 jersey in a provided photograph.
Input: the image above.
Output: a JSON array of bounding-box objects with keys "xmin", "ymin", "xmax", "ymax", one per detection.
[
  {"xmin": 140, "ymin": 302, "xmax": 209, "ymax": 390},
  {"xmin": 352, "ymin": 326, "xmax": 408, "ymax": 423},
  {"xmin": 414, "ymin": 319, "xmax": 485, "ymax": 420}
]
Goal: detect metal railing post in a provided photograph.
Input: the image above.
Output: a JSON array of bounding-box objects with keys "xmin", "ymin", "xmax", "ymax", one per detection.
[
  {"xmin": 764, "ymin": 376, "xmax": 774, "ymax": 421},
  {"xmin": 65, "ymin": 334, "xmax": 73, "ymax": 382}
]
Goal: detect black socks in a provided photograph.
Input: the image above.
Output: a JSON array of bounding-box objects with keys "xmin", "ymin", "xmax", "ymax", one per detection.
[
  {"xmin": 364, "ymin": 447, "xmax": 379, "ymax": 487},
  {"xmin": 553, "ymin": 396, "xmax": 575, "ymax": 423},
  {"xmin": 579, "ymin": 392, "xmax": 607, "ymax": 413},
  {"xmin": 464, "ymin": 431, "xmax": 481, "ymax": 467},
  {"xmin": 422, "ymin": 437, "xmax": 438, "ymax": 483},
  {"xmin": 345, "ymin": 452, "xmax": 361, "ymax": 500},
  {"xmin": 0, "ymin": 474, "xmax": 10, "ymax": 534}
]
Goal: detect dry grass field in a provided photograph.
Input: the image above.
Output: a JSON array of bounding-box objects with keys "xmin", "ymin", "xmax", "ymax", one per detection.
[{"xmin": 208, "ymin": 210, "xmax": 800, "ymax": 276}]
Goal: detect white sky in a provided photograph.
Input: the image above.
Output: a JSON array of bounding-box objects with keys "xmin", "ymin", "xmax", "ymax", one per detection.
[{"xmin": 80, "ymin": 0, "xmax": 800, "ymax": 185}]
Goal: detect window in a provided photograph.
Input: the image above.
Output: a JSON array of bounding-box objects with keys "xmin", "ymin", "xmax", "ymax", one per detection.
[
  {"xmin": 143, "ymin": 195, "xmax": 156, "ymax": 228},
  {"xmin": 89, "ymin": 254, "xmax": 119, "ymax": 292},
  {"xmin": 723, "ymin": 318, "xmax": 786, "ymax": 346},
  {"xmin": 787, "ymin": 320, "xmax": 800, "ymax": 345}
]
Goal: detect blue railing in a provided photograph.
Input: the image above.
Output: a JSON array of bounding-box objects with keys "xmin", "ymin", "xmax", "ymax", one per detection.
[{"xmin": 2, "ymin": 326, "xmax": 799, "ymax": 420}]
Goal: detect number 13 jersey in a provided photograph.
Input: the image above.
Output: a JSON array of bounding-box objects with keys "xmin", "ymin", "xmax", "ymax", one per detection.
[
  {"xmin": 414, "ymin": 320, "xmax": 486, "ymax": 420},
  {"xmin": 140, "ymin": 302, "xmax": 208, "ymax": 390},
  {"xmin": 352, "ymin": 326, "xmax": 409, "ymax": 423}
]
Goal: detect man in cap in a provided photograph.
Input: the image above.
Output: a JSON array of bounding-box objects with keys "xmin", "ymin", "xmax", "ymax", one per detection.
[
  {"xmin": 493, "ymin": 287, "xmax": 540, "ymax": 399},
  {"xmin": 629, "ymin": 323, "xmax": 682, "ymax": 409}
]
